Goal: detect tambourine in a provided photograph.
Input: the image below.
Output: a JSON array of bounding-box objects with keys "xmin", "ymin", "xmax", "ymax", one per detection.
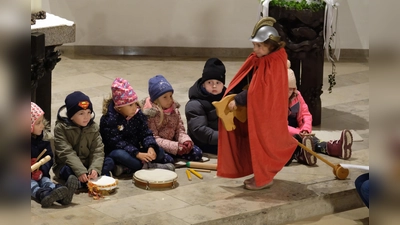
[
  {"xmin": 88, "ymin": 176, "xmax": 118, "ymax": 199},
  {"xmin": 133, "ymin": 169, "xmax": 178, "ymax": 190}
]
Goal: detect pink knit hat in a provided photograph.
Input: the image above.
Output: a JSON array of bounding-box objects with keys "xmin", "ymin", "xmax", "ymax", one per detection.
[
  {"xmin": 31, "ymin": 102, "xmax": 44, "ymax": 132},
  {"xmin": 288, "ymin": 68, "xmax": 297, "ymax": 89},
  {"xmin": 111, "ymin": 78, "xmax": 138, "ymax": 107},
  {"xmin": 287, "ymin": 60, "xmax": 296, "ymax": 89}
]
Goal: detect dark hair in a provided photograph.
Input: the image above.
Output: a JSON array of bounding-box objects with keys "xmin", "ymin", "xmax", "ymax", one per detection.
[{"xmin": 264, "ymin": 39, "xmax": 286, "ymax": 53}]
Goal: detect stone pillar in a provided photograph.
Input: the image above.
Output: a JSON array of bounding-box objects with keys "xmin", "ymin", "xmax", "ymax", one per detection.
[{"xmin": 31, "ymin": 13, "xmax": 75, "ymax": 122}]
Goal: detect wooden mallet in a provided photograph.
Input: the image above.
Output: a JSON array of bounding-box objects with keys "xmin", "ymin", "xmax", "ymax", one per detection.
[
  {"xmin": 297, "ymin": 142, "xmax": 349, "ymax": 180},
  {"xmin": 31, "ymin": 155, "xmax": 51, "ymax": 172}
]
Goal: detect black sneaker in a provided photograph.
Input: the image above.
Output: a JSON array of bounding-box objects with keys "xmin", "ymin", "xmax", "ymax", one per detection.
[
  {"xmin": 37, "ymin": 186, "xmax": 69, "ymax": 207},
  {"xmin": 145, "ymin": 162, "xmax": 175, "ymax": 171},
  {"xmin": 113, "ymin": 165, "xmax": 132, "ymax": 176},
  {"xmin": 58, "ymin": 175, "xmax": 79, "ymax": 205}
]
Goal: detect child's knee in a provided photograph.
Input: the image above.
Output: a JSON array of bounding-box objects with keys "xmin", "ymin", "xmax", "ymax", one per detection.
[
  {"xmin": 192, "ymin": 145, "xmax": 203, "ymax": 157},
  {"xmin": 59, "ymin": 165, "xmax": 74, "ymax": 180},
  {"xmin": 104, "ymin": 157, "xmax": 115, "ymax": 169},
  {"xmin": 163, "ymin": 154, "xmax": 174, "ymax": 164}
]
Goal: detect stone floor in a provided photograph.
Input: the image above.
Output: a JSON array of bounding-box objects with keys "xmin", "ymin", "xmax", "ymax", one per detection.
[{"xmin": 31, "ymin": 52, "xmax": 369, "ymax": 225}]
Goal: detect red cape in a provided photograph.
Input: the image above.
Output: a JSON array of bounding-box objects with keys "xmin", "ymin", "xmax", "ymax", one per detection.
[{"xmin": 217, "ymin": 48, "xmax": 298, "ymax": 186}]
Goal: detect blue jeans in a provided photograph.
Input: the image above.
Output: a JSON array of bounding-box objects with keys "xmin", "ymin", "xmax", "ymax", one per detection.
[
  {"xmin": 31, "ymin": 177, "xmax": 55, "ymax": 198},
  {"xmin": 109, "ymin": 147, "xmax": 166, "ymax": 173},
  {"xmin": 59, "ymin": 157, "xmax": 115, "ymax": 182},
  {"xmin": 355, "ymin": 173, "xmax": 369, "ymax": 208}
]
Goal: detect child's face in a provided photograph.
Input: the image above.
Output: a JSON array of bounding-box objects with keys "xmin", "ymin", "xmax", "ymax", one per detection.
[
  {"xmin": 71, "ymin": 109, "xmax": 92, "ymax": 127},
  {"xmin": 32, "ymin": 115, "xmax": 44, "ymax": 136},
  {"xmin": 252, "ymin": 42, "xmax": 271, "ymax": 58},
  {"xmin": 202, "ymin": 79, "xmax": 224, "ymax": 95},
  {"xmin": 288, "ymin": 88, "xmax": 295, "ymax": 97},
  {"xmin": 156, "ymin": 92, "xmax": 174, "ymax": 109},
  {"xmin": 117, "ymin": 102, "xmax": 138, "ymax": 118}
]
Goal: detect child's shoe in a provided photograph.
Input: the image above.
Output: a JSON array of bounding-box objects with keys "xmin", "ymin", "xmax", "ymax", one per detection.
[
  {"xmin": 326, "ymin": 129, "xmax": 353, "ymax": 159},
  {"xmin": 113, "ymin": 165, "xmax": 132, "ymax": 176},
  {"xmin": 58, "ymin": 175, "xmax": 79, "ymax": 205},
  {"xmin": 244, "ymin": 179, "xmax": 274, "ymax": 190},
  {"xmin": 296, "ymin": 136, "xmax": 317, "ymax": 166},
  {"xmin": 36, "ymin": 186, "xmax": 68, "ymax": 207},
  {"xmin": 243, "ymin": 176, "xmax": 255, "ymax": 185},
  {"xmin": 145, "ymin": 162, "xmax": 175, "ymax": 171}
]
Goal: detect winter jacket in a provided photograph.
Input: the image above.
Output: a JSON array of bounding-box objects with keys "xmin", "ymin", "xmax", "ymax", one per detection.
[
  {"xmin": 185, "ymin": 78, "xmax": 226, "ymax": 146},
  {"xmin": 53, "ymin": 106, "xmax": 105, "ymax": 178},
  {"xmin": 31, "ymin": 131, "xmax": 53, "ymax": 178},
  {"xmin": 288, "ymin": 91, "xmax": 312, "ymax": 135},
  {"xmin": 141, "ymin": 97, "xmax": 192, "ymax": 155},
  {"xmin": 100, "ymin": 98, "xmax": 158, "ymax": 156}
]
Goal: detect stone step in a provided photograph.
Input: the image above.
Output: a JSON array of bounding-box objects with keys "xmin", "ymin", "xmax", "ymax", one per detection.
[{"xmin": 286, "ymin": 207, "xmax": 369, "ymax": 225}]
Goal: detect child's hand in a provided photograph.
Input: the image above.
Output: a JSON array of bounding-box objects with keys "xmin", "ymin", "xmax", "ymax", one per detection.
[
  {"xmin": 178, "ymin": 144, "xmax": 188, "ymax": 155},
  {"xmin": 228, "ymin": 100, "xmax": 237, "ymax": 111},
  {"xmin": 88, "ymin": 170, "xmax": 98, "ymax": 180},
  {"xmin": 183, "ymin": 141, "xmax": 193, "ymax": 152},
  {"xmin": 30, "ymin": 158, "xmax": 37, "ymax": 165},
  {"xmin": 78, "ymin": 173, "xmax": 89, "ymax": 183},
  {"xmin": 148, "ymin": 147, "xmax": 157, "ymax": 160},
  {"xmin": 300, "ymin": 130, "xmax": 309, "ymax": 137},
  {"xmin": 137, "ymin": 152, "xmax": 153, "ymax": 162},
  {"xmin": 31, "ymin": 170, "xmax": 43, "ymax": 181}
]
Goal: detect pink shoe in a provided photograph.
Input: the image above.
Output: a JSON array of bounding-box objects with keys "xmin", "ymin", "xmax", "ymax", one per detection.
[
  {"xmin": 243, "ymin": 176, "xmax": 255, "ymax": 185},
  {"xmin": 244, "ymin": 180, "xmax": 274, "ymax": 190},
  {"xmin": 327, "ymin": 129, "xmax": 353, "ymax": 159}
]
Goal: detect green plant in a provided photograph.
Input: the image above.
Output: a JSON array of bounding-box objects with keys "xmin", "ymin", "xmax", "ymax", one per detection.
[
  {"xmin": 267, "ymin": 0, "xmax": 325, "ymax": 12},
  {"xmin": 327, "ymin": 31, "xmax": 337, "ymax": 93},
  {"xmin": 262, "ymin": 0, "xmax": 338, "ymax": 92}
]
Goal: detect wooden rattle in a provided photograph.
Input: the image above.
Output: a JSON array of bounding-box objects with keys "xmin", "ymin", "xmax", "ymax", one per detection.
[
  {"xmin": 212, "ymin": 94, "xmax": 247, "ymax": 131},
  {"xmin": 186, "ymin": 161, "xmax": 217, "ymax": 171},
  {"xmin": 31, "ymin": 155, "xmax": 51, "ymax": 172},
  {"xmin": 297, "ymin": 142, "xmax": 349, "ymax": 180}
]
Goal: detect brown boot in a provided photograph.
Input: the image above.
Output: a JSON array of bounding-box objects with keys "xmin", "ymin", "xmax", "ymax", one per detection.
[{"xmin": 296, "ymin": 136, "xmax": 317, "ymax": 166}]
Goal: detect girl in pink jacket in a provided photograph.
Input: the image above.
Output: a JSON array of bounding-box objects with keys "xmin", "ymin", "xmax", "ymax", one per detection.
[
  {"xmin": 287, "ymin": 66, "xmax": 353, "ymax": 166},
  {"xmin": 141, "ymin": 75, "xmax": 203, "ymax": 162}
]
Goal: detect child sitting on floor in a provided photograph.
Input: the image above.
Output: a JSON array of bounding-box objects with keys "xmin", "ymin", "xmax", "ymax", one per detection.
[
  {"xmin": 141, "ymin": 75, "xmax": 203, "ymax": 162},
  {"xmin": 53, "ymin": 91, "xmax": 114, "ymax": 188},
  {"xmin": 31, "ymin": 102, "xmax": 78, "ymax": 207},
  {"xmin": 185, "ymin": 58, "xmax": 227, "ymax": 155},
  {"xmin": 287, "ymin": 64, "xmax": 353, "ymax": 166},
  {"xmin": 100, "ymin": 78, "xmax": 175, "ymax": 176}
]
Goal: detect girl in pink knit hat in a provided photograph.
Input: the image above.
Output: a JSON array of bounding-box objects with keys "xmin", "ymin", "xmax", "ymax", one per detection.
[
  {"xmin": 100, "ymin": 77, "xmax": 175, "ymax": 177},
  {"xmin": 141, "ymin": 75, "xmax": 203, "ymax": 162},
  {"xmin": 31, "ymin": 102, "xmax": 78, "ymax": 207}
]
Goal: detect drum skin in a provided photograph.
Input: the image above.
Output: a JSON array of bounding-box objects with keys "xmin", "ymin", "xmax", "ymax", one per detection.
[{"xmin": 133, "ymin": 169, "xmax": 178, "ymax": 190}]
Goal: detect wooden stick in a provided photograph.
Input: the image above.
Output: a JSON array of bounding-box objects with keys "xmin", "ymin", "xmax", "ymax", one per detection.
[
  {"xmin": 186, "ymin": 161, "xmax": 217, "ymax": 170},
  {"xmin": 31, "ymin": 155, "xmax": 51, "ymax": 172},
  {"xmin": 193, "ymin": 169, "xmax": 211, "ymax": 173},
  {"xmin": 35, "ymin": 149, "xmax": 47, "ymax": 163},
  {"xmin": 297, "ymin": 142, "xmax": 335, "ymax": 168},
  {"xmin": 185, "ymin": 169, "xmax": 192, "ymax": 181},
  {"xmin": 189, "ymin": 169, "xmax": 203, "ymax": 179}
]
